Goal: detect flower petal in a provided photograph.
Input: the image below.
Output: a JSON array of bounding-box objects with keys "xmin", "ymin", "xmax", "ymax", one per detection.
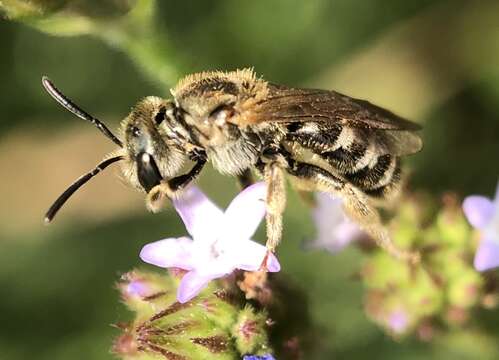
[
  {"xmin": 173, "ymin": 186, "xmax": 224, "ymax": 240},
  {"xmin": 243, "ymin": 355, "xmax": 276, "ymax": 360},
  {"xmin": 126, "ymin": 280, "xmax": 151, "ymax": 298},
  {"xmin": 231, "ymin": 239, "xmax": 281, "ymax": 272},
  {"xmin": 266, "ymin": 252, "xmax": 281, "ymax": 272},
  {"xmin": 388, "ymin": 310, "xmax": 409, "ymax": 334},
  {"xmin": 177, "ymin": 271, "xmax": 212, "ymax": 303},
  {"xmin": 140, "ymin": 237, "xmax": 195, "ymax": 270},
  {"xmin": 310, "ymin": 193, "xmax": 362, "ymax": 252},
  {"xmin": 223, "ymin": 182, "xmax": 267, "ymax": 240},
  {"xmin": 463, "ymin": 195, "xmax": 495, "ymax": 229},
  {"xmin": 474, "ymin": 237, "xmax": 499, "ymax": 271}
]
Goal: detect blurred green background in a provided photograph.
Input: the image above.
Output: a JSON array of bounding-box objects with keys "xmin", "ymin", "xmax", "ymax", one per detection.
[{"xmin": 1, "ymin": 0, "xmax": 499, "ymax": 359}]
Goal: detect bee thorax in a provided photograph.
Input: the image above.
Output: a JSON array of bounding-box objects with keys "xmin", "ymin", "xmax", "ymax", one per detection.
[{"xmin": 207, "ymin": 136, "xmax": 260, "ymax": 175}]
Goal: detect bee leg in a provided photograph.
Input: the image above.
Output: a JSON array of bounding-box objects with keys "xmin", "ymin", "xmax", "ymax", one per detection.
[
  {"xmin": 261, "ymin": 161, "xmax": 287, "ymax": 270},
  {"xmin": 287, "ymin": 160, "xmax": 420, "ymax": 264},
  {"xmin": 146, "ymin": 159, "xmax": 206, "ymax": 213},
  {"xmin": 237, "ymin": 168, "xmax": 254, "ymax": 190},
  {"xmin": 341, "ymin": 183, "xmax": 419, "ymax": 264}
]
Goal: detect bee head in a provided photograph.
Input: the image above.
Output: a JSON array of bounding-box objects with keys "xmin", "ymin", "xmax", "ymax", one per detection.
[
  {"xmin": 119, "ymin": 97, "xmax": 189, "ymax": 193},
  {"xmin": 171, "ymin": 69, "xmax": 268, "ymax": 149},
  {"xmin": 41, "ymin": 77, "xmax": 190, "ymax": 223}
]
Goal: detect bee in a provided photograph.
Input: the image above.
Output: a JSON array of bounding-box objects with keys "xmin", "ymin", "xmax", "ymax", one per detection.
[{"xmin": 43, "ymin": 68, "xmax": 422, "ymax": 264}]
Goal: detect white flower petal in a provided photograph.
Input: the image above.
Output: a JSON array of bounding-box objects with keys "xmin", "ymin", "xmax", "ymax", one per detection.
[
  {"xmin": 463, "ymin": 195, "xmax": 495, "ymax": 229},
  {"xmin": 173, "ymin": 186, "xmax": 224, "ymax": 240},
  {"xmin": 223, "ymin": 182, "xmax": 267, "ymax": 241},
  {"xmin": 474, "ymin": 236, "xmax": 499, "ymax": 272},
  {"xmin": 140, "ymin": 237, "xmax": 195, "ymax": 270},
  {"xmin": 311, "ymin": 193, "xmax": 362, "ymax": 252},
  {"xmin": 230, "ymin": 239, "xmax": 281, "ymax": 272},
  {"xmin": 177, "ymin": 271, "xmax": 212, "ymax": 303}
]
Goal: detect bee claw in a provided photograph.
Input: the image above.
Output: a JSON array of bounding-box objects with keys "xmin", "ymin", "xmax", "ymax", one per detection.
[{"xmin": 258, "ymin": 250, "xmax": 272, "ymax": 272}]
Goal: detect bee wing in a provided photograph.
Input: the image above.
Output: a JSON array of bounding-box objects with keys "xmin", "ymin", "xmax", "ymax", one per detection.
[{"xmin": 253, "ymin": 84, "xmax": 422, "ymax": 156}]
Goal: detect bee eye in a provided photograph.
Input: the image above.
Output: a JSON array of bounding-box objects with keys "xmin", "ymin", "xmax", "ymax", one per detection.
[
  {"xmin": 154, "ymin": 106, "xmax": 166, "ymax": 125},
  {"xmin": 136, "ymin": 152, "xmax": 163, "ymax": 192}
]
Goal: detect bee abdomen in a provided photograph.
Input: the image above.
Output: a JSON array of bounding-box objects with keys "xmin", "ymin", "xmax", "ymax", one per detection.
[
  {"xmin": 358, "ymin": 156, "xmax": 401, "ymax": 198},
  {"xmin": 285, "ymin": 123, "xmax": 401, "ymax": 198},
  {"xmin": 322, "ymin": 141, "xmax": 368, "ymax": 173},
  {"xmin": 344, "ymin": 154, "xmax": 397, "ymax": 187},
  {"xmin": 285, "ymin": 123, "xmax": 342, "ymax": 152}
]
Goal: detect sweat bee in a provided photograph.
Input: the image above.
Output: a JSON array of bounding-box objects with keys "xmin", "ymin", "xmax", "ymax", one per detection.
[{"xmin": 43, "ymin": 69, "xmax": 422, "ymax": 264}]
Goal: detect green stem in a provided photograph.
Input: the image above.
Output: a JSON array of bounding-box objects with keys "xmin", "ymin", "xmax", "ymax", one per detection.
[{"xmin": 94, "ymin": 0, "xmax": 185, "ymax": 88}]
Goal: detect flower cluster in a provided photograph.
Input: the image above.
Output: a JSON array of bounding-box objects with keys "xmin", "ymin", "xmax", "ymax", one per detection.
[
  {"xmin": 361, "ymin": 195, "xmax": 491, "ymax": 338},
  {"xmin": 122, "ymin": 170, "xmax": 499, "ymax": 351},
  {"xmin": 114, "ymin": 270, "xmax": 273, "ymax": 359}
]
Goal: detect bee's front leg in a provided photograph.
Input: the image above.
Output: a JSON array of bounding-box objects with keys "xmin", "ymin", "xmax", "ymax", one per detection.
[
  {"xmin": 264, "ymin": 161, "xmax": 287, "ymax": 253},
  {"xmin": 146, "ymin": 158, "xmax": 206, "ymax": 213}
]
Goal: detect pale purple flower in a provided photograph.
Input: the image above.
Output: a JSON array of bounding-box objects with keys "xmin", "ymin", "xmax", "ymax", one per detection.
[
  {"xmin": 243, "ymin": 355, "xmax": 276, "ymax": 360},
  {"xmin": 126, "ymin": 280, "xmax": 152, "ymax": 298},
  {"xmin": 140, "ymin": 182, "xmax": 280, "ymax": 303},
  {"xmin": 307, "ymin": 192, "xmax": 364, "ymax": 253},
  {"xmin": 463, "ymin": 181, "xmax": 499, "ymax": 271},
  {"xmin": 387, "ymin": 309, "xmax": 409, "ymax": 334},
  {"xmin": 119, "ymin": 272, "xmax": 158, "ymax": 300}
]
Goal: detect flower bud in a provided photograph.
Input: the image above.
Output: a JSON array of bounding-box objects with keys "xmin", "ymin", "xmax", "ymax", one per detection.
[
  {"xmin": 114, "ymin": 270, "xmax": 273, "ymax": 360},
  {"xmin": 118, "ymin": 270, "xmax": 177, "ymax": 318},
  {"xmin": 362, "ymin": 252, "xmax": 411, "ymax": 290},
  {"xmin": 232, "ymin": 306, "xmax": 271, "ymax": 355},
  {"xmin": 447, "ymin": 268, "xmax": 483, "ymax": 308}
]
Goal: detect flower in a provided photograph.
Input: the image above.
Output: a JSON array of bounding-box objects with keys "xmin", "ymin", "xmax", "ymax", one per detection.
[
  {"xmin": 140, "ymin": 182, "xmax": 280, "ymax": 303},
  {"xmin": 387, "ymin": 309, "xmax": 409, "ymax": 334},
  {"xmin": 307, "ymin": 192, "xmax": 364, "ymax": 253},
  {"xmin": 243, "ymin": 355, "xmax": 276, "ymax": 360},
  {"xmin": 463, "ymin": 181, "xmax": 499, "ymax": 271}
]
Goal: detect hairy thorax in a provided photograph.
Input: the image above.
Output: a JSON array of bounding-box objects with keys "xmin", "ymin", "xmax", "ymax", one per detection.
[{"xmin": 207, "ymin": 134, "xmax": 261, "ymax": 175}]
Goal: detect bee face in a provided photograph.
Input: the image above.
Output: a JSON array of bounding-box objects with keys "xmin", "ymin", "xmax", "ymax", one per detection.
[{"xmin": 120, "ymin": 96, "xmax": 188, "ymax": 192}]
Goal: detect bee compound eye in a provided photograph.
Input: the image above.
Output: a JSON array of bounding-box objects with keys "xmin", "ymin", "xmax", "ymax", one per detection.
[{"xmin": 154, "ymin": 106, "xmax": 166, "ymax": 125}]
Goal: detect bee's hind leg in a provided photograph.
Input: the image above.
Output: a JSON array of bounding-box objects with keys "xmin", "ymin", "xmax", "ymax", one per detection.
[{"xmin": 287, "ymin": 160, "xmax": 420, "ymax": 264}]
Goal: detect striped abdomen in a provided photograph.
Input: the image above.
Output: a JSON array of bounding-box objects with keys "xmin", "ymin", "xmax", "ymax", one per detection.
[{"xmin": 286, "ymin": 123, "xmax": 401, "ymax": 198}]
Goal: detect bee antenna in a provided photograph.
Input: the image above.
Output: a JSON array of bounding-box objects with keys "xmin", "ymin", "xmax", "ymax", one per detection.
[
  {"xmin": 44, "ymin": 155, "xmax": 124, "ymax": 224},
  {"xmin": 42, "ymin": 76, "xmax": 123, "ymax": 148}
]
